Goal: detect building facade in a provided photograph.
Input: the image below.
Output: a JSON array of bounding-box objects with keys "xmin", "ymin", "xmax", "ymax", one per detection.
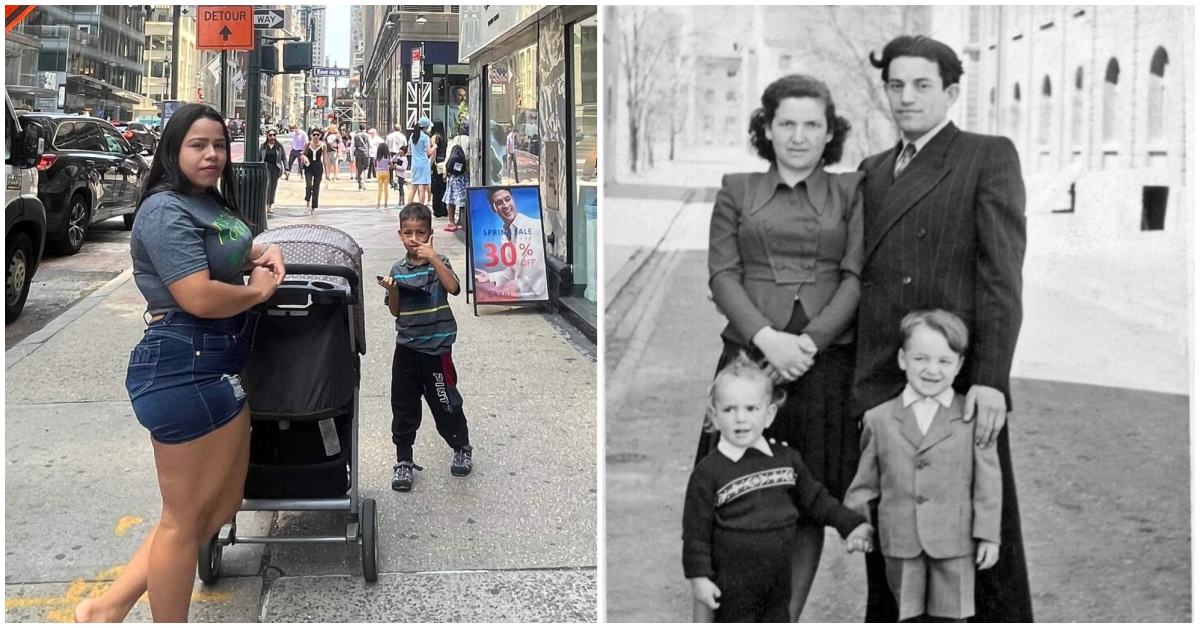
[
  {"xmin": 460, "ymin": 5, "xmax": 598, "ymax": 337},
  {"xmin": 135, "ymin": 6, "xmax": 199, "ymax": 123},
  {"xmin": 935, "ymin": 5, "xmax": 1192, "ymax": 235},
  {"xmin": 360, "ymin": 6, "xmax": 463, "ymax": 134},
  {"xmin": 5, "ymin": 5, "xmax": 146, "ymax": 120}
]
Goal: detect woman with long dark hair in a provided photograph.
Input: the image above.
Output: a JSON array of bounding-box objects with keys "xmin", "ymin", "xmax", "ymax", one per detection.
[
  {"xmin": 302, "ymin": 130, "xmax": 326, "ymax": 215},
  {"xmin": 74, "ymin": 103, "xmax": 285, "ymax": 623},
  {"xmin": 694, "ymin": 75, "xmax": 863, "ymax": 622},
  {"xmin": 260, "ymin": 128, "xmax": 286, "ymax": 216}
]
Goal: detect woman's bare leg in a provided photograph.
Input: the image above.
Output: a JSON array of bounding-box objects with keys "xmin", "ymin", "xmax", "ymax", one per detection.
[{"xmin": 788, "ymin": 525, "xmax": 825, "ymax": 621}]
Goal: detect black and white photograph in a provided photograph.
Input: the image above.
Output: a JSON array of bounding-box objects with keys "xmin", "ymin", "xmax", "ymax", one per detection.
[{"xmin": 605, "ymin": 5, "xmax": 1192, "ymax": 623}]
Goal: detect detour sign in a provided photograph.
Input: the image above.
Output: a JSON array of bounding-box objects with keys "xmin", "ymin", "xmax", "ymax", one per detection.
[{"xmin": 197, "ymin": 6, "xmax": 254, "ymax": 50}]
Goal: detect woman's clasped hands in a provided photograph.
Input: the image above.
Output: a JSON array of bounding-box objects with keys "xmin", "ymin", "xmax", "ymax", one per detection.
[{"xmin": 752, "ymin": 327, "xmax": 818, "ymax": 384}]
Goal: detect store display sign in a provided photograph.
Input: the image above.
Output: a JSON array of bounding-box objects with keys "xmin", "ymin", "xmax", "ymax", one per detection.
[{"xmin": 465, "ymin": 185, "xmax": 549, "ymax": 304}]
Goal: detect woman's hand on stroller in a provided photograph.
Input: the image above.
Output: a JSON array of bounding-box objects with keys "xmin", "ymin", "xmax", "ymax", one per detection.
[
  {"xmin": 249, "ymin": 266, "xmax": 280, "ymax": 303},
  {"xmin": 251, "ymin": 243, "xmax": 286, "ymax": 286}
]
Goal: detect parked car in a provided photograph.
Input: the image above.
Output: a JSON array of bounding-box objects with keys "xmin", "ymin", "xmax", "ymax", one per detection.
[
  {"xmin": 227, "ymin": 118, "xmax": 246, "ymax": 139},
  {"xmin": 112, "ymin": 121, "xmax": 157, "ymax": 155},
  {"xmin": 16, "ymin": 113, "xmax": 151, "ymax": 255},
  {"xmin": 5, "ymin": 92, "xmax": 47, "ymax": 323}
]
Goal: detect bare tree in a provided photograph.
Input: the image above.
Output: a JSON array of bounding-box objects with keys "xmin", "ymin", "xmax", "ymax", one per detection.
[{"xmin": 618, "ymin": 6, "xmax": 676, "ymax": 173}]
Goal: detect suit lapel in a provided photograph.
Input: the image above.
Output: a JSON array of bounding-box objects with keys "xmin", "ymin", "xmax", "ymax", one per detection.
[
  {"xmin": 864, "ymin": 123, "xmax": 959, "ymax": 263},
  {"xmin": 893, "ymin": 401, "xmax": 925, "ymax": 451},
  {"xmin": 917, "ymin": 399, "xmax": 963, "ymax": 453}
]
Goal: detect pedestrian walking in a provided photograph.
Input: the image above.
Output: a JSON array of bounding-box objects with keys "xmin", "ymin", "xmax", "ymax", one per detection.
[
  {"xmin": 505, "ymin": 126, "xmax": 520, "ymax": 183},
  {"xmin": 853, "ymin": 35, "xmax": 1031, "ymax": 623},
  {"xmin": 683, "ymin": 353, "xmax": 870, "ymax": 623},
  {"xmin": 844, "ymin": 309, "xmax": 1002, "ymax": 622},
  {"xmin": 376, "ymin": 203, "xmax": 474, "ymax": 492},
  {"xmin": 286, "ymin": 124, "xmax": 307, "ymax": 180},
  {"xmin": 353, "ymin": 123, "xmax": 371, "ymax": 190},
  {"xmin": 695, "ymin": 74, "xmax": 863, "ymax": 621},
  {"xmin": 73, "ymin": 102, "xmax": 285, "ymax": 623},
  {"xmin": 393, "ymin": 149, "xmax": 408, "ymax": 207},
  {"xmin": 430, "ymin": 120, "xmax": 448, "ymax": 218},
  {"xmin": 324, "ymin": 126, "xmax": 341, "ymax": 186},
  {"xmin": 374, "ymin": 143, "xmax": 392, "ymax": 210},
  {"xmin": 442, "ymin": 134, "xmax": 469, "ymax": 232},
  {"xmin": 406, "ymin": 117, "xmax": 434, "ymax": 206},
  {"xmin": 368, "ymin": 128, "xmax": 384, "ymax": 180},
  {"xmin": 260, "ymin": 129, "xmax": 286, "ymax": 217},
  {"xmin": 303, "ymin": 130, "xmax": 326, "ymax": 215},
  {"xmin": 386, "ymin": 123, "xmax": 408, "ymax": 192}
]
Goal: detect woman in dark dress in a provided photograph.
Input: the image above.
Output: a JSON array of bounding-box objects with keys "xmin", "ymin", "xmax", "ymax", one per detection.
[
  {"xmin": 260, "ymin": 129, "xmax": 286, "ymax": 216},
  {"xmin": 696, "ymin": 74, "xmax": 864, "ymax": 621}
]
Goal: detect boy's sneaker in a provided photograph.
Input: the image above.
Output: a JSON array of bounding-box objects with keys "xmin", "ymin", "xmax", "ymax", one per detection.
[
  {"xmin": 451, "ymin": 447, "xmax": 473, "ymax": 477},
  {"xmin": 392, "ymin": 461, "xmax": 419, "ymax": 491}
]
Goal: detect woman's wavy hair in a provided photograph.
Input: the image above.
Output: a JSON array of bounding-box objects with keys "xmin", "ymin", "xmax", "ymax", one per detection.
[
  {"xmin": 748, "ymin": 74, "xmax": 851, "ymax": 165},
  {"xmin": 702, "ymin": 352, "xmax": 787, "ymax": 434},
  {"xmin": 136, "ymin": 103, "xmax": 241, "ymax": 218}
]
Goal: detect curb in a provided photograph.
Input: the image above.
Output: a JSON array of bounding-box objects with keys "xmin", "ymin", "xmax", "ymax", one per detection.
[
  {"xmin": 5, "ymin": 267, "xmax": 135, "ymax": 371},
  {"xmin": 604, "ymin": 188, "xmax": 701, "ymax": 311}
]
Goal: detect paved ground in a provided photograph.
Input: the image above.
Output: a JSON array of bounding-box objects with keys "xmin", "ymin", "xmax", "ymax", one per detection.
[
  {"xmin": 603, "ymin": 166, "xmax": 1191, "ymax": 622},
  {"xmin": 5, "ymin": 185, "xmax": 597, "ymax": 622}
]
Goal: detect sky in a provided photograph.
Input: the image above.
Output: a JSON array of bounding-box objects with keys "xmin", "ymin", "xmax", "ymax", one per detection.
[{"xmin": 325, "ymin": 4, "xmax": 351, "ymax": 87}]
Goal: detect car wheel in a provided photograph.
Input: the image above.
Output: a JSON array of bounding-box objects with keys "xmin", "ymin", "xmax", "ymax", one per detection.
[
  {"xmin": 52, "ymin": 194, "xmax": 90, "ymax": 256},
  {"xmin": 6, "ymin": 231, "xmax": 33, "ymax": 324}
]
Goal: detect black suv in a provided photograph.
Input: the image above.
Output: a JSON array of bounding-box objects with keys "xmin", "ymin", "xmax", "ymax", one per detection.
[
  {"xmin": 17, "ymin": 114, "xmax": 150, "ymax": 255},
  {"xmin": 113, "ymin": 121, "xmax": 157, "ymax": 155}
]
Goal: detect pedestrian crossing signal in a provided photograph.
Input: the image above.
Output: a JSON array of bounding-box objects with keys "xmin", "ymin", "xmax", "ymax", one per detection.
[{"xmin": 315, "ymin": 95, "xmax": 326, "ymax": 108}]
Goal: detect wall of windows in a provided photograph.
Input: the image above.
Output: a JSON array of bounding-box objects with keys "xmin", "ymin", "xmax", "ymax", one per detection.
[
  {"xmin": 485, "ymin": 43, "xmax": 540, "ymax": 186},
  {"xmin": 570, "ymin": 16, "xmax": 598, "ymax": 303}
]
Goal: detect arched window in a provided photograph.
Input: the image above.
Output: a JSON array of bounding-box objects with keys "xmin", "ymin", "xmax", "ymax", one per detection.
[
  {"xmin": 1103, "ymin": 58, "xmax": 1119, "ymax": 143},
  {"xmin": 1039, "ymin": 76, "xmax": 1052, "ymax": 145},
  {"xmin": 1010, "ymin": 83, "xmax": 1022, "ymax": 140},
  {"xmin": 1072, "ymin": 66, "xmax": 1084, "ymax": 147},
  {"xmin": 1148, "ymin": 46, "xmax": 1169, "ymax": 142}
]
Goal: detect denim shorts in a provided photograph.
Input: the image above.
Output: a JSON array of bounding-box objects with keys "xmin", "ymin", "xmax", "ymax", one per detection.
[{"xmin": 125, "ymin": 310, "xmax": 261, "ymax": 444}]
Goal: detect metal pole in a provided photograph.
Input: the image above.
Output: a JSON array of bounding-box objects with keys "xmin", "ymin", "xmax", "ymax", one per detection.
[
  {"xmin": 170, "ymin": 5, "xmax": 181, "ymax": 100},
  {"xmin": 221, "ymin": 50, "xmax": 228, "ymax": 117},
  {"xmin": 246, "ymin": 34, "xmax": 262, "ymax": 161}
]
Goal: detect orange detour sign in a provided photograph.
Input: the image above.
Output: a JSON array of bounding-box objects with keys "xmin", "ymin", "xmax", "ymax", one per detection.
[
  {"xmin": 6, "ymin": 5, "xmax": 38, "ymax": 34},
  {"xmin": 197, "ymin": 6, "xmax": 254, "ymax": 50}
]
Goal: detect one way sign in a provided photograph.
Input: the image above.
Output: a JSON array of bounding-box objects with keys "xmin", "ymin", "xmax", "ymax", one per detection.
[{"xmin": 254, "ymin": 9, "xmax": 284, "ymax": 29}]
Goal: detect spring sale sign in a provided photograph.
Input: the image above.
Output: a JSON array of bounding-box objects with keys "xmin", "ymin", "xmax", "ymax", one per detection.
[{"xmin": 465, "ymin": 185, "xmax": 550, "ymax": 304}]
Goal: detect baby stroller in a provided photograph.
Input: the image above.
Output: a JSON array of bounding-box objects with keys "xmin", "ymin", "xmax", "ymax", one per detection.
[{"xmin": 198, "ymin": 225, "xmax": 378, "ymax": 583}]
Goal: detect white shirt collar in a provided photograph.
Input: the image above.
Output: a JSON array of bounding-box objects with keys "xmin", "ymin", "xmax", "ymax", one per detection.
[
  {"xmin": 902, "ymin": 383, "xmax": 955, "ymax": 409},
  {"xmin": 717, "ymin": 436, "xmax": 773, "ymax": 463},
  {"xmin": 902, "ymin": 117, "xmax": 952, "ymax": 155}
]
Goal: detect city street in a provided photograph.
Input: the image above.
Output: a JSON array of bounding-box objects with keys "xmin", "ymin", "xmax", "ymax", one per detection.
[
  {"xmin": 603, "ymin": 165, "xmax": 1191, "ymax": 623},
  {"xmin": 5, "ymin": 173, "xmax": 597, "ymax": 622}
]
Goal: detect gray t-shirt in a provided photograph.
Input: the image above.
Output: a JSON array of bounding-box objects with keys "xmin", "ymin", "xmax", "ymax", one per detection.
[{"xmin": 131, "ymin": 191, "xmax": 254, "ymax": 316}]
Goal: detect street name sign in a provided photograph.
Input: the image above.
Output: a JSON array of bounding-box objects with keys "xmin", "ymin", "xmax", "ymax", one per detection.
[
  {"xmin": 197, "ymin": 6, "xmax": 253, "ymax": 50},
  {"xmin": 312, "ymin": 66, "xmax": 350, "ymax": 78},
  {"xmin": 254, "ymin": 9, "xmax": 284, "ymax": 29}
]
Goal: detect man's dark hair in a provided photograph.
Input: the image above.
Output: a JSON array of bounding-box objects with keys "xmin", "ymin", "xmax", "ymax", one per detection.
[
  {"xmin": 487, "ymin": 187, "xmax": 512, "ymax": 207},
  {"xmin": 399, "ymin": 202, "xmax": 433, "ymax": 229},
  {"xmin": 870, "ymin": 35, "xmax": 964, "ymax": 87},
  {"xmin": 359, "ymin": 123, "xmax": 366, "ymax": 131},
  {"xmin": 748, "ymin": 74, "xmax": 850, "ymax": 165}
]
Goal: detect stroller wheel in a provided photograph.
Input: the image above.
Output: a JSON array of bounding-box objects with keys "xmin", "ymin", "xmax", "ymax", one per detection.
[
  {"xmin": 198, "ymin": 534, "xmax": 222, "ymax": 584},
  {"xmin": 361, "ymin": 498, "xmax": 378, "ymax": 582}
]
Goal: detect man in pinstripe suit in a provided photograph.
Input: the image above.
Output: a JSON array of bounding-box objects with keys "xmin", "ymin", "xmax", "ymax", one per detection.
[{"xmin": 853, "ymin": 36, "xmax": 1033, "ymax": 622}]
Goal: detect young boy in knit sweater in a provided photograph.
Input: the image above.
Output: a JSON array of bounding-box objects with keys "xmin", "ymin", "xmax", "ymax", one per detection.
[{"xmin": 682, "ymin": 354, "xmax": 873, "ymax": 622}]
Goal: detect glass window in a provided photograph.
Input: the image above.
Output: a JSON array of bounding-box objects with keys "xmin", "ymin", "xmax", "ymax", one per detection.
[
  {"xmin": 100, "ymin": 124, "xmax": 128, "ymax": 153},
  {"xmin": 485, "ymin": 42, "xmax": 539, "ymax": 186},
  {"xmin": 570, "ymin": 16, "xmax": 598, "ymax": 303},
  {"xmin": 75, "ymin": 122, "xmax": 108, "ymax": 152},
  {"xmin": 53, "ymin": 121, "xmax": 79, "ymax": 150}
]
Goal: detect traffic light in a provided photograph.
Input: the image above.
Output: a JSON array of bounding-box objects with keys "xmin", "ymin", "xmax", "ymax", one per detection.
[{"xmin": 314, "ymin": 95, "xmax": 326, "ymax": 108}]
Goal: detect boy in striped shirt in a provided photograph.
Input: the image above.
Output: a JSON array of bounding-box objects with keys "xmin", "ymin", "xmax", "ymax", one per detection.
[{"xmin": 377, "ymin": 203, "xmax": 473, "ymax": 491}]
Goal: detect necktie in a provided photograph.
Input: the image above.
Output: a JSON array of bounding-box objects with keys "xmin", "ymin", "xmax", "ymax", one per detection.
[{"xmin": 894, "ymin": 142, "xmax": 916, "ymax": 177}]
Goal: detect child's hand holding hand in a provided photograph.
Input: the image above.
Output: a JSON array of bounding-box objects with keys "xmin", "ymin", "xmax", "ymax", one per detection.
[
  {"xmin": 689, "ymin": 577, "xmax": 721, "ymax": 610},
  {"xmin": 845, "ymin": 522, "xmax": 875, "ymax": 554},
  {"xmin": 976, "ymin": 540, "xmax": 999, "ymax": 570}
]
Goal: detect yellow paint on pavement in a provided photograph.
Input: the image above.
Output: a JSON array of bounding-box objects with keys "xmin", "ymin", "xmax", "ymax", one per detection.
[
  {"xmin": 113, "ymin": 516, "xmax": 144, "ymax": 536},
  {"xmin": 6, "ymin": 569, "xmax": 234, "ymax": 622}
]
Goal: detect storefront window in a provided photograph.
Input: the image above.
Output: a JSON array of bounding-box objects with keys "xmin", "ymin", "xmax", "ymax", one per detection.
[
  {"xmin": 485, "ymin": 42, "xmax": 539, "ymax": 186},
  {"xmin": 570, "ymin": 16, "xmax": 598, "ymax": 303}
]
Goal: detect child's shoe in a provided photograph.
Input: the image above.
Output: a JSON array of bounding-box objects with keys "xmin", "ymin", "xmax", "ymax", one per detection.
[
  {"xmin": 451, "ymin": 447, "xmax": 473, "ymax": 477},
  {"xmin": 392, "ymin": 461, "xmax": 418, "ymax": 491}
]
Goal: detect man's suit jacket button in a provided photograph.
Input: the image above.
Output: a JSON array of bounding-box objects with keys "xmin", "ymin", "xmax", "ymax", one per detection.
[
  {"xmin": 916, "ymin": 495, "xmax": 926, "ymax": 504},
  {"xmin": 902, "ymin": 276, "xmax": 913, "ymax": 285},
  {"xmin": 917, "ymin": 460, "xmax": 927, "ymax": 469}
]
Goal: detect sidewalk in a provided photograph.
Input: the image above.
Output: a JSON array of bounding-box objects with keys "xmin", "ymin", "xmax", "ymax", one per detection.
[{"xmin": 4, "ymin": 204, "xmax": 597, "ymax": 622}]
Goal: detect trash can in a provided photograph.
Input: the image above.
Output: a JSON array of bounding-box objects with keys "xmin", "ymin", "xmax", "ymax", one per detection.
[{"xmin": 232, "ymin": 162, "xmax": 269, "ymax": 236}]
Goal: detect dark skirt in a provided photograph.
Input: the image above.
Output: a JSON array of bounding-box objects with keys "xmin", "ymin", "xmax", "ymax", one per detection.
[{"xmin": 695, "ymin": 339, "xmax": 860, "ymax": 500}]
